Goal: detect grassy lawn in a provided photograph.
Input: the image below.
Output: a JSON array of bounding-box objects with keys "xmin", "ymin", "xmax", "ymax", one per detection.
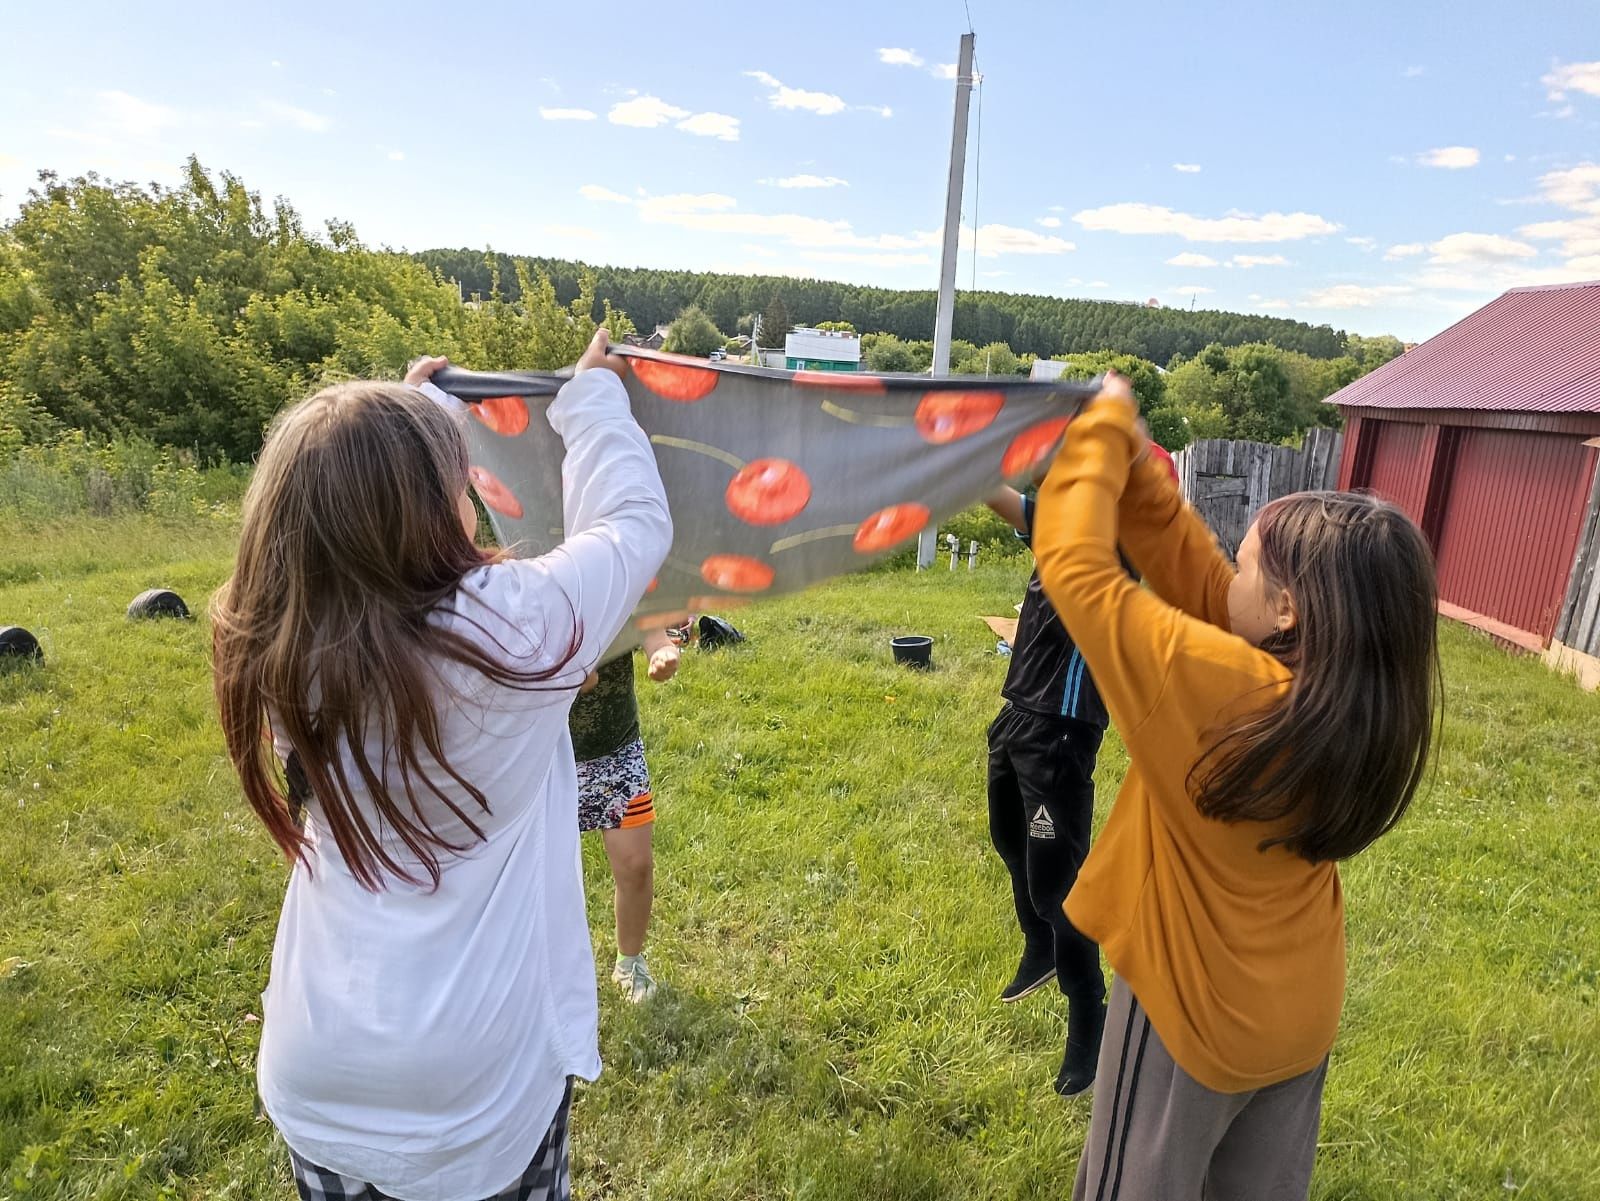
[{"xmin": 2, "ymin": 517, "xmax": 1597, "ymax": 1200}]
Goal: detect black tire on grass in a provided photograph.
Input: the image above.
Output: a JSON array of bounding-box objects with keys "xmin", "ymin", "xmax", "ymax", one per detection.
[
  {"xmin": 127, "ymin": 589, "xmax": 191, "ymax": 620},
  {"xmin": 0, "ymin": 626, "xmax": 44, "ymax": 663}
]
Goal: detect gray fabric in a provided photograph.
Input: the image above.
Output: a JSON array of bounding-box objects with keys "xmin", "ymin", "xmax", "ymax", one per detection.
[
  {"xmin": 1072, "ymin": 978, "xmax": 1327, "ymax": 1201},
  {"xmin": 431, "ymin": 352, "xmax": 1095, "ymax": 661}
]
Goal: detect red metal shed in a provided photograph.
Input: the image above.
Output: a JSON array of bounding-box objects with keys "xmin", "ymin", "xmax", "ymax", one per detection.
[{"xmin": 1328, "ymin": 281, "xmax": 1600, "ymax": 660}]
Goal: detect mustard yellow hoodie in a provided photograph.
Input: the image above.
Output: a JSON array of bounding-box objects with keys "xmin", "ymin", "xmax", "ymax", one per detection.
[{"xmin": 1032, "ymin": 397, "xmax": 1344, "ymax": 1093}]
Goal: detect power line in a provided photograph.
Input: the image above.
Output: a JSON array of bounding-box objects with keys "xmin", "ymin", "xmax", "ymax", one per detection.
[
  {"xmin": 970, "ymin": 59, "xmax": 983, "ymax": 297},
  {"xmin": 963, "ymin": 0, "xmax": 975, "ymax": 33}
]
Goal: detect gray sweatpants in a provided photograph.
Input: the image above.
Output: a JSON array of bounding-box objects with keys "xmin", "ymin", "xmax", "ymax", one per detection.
[{"xmin": 1071, "ymin": 978, "xmax": 1328, "ymax": 1201}]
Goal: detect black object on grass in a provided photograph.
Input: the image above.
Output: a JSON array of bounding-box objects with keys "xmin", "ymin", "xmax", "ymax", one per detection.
[
  {"xmin": 0, "ymin": 626, "xmax": 44, "ymax": 664},
  {"xmin": 698, "ymin": 615, "xmax": 745, "ymax": 649},
  {"xmin": 891, "ymin": 635, "xmax": 933, "ymax": 669},
  {"xmin": 127, "ymin": 589, "xmax": 191, "ymax": 620}
]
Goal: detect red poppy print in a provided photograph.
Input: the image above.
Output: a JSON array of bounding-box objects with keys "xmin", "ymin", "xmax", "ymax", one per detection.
[
  {"xmin": 853, "ymin": 503, "xmax": 931, "ymax": 554},
  {"xmin": 631, "ymin": 357, "xmax": 719, "ymax": 403},
  {"xmin": 467, "ymin": 465, "xmax": 524, "ymax": 519},
  {"xmin": 1001, "ymin": 418, "xmax": 1072, "ymax": 478},
  {"xmin": 915, "ymin": 391, "xmax": 1004, "ymax": 445},
  {"xmin": 472, "ymin": 395, "xmax": 530, "ymax": 437},
  {"xmin": 725, "ymin": 458, "xmax": 811, "ymax": 526},
  {"xmin": 700, "ymin": 554, "xmax": 775, "ymax": 593}
]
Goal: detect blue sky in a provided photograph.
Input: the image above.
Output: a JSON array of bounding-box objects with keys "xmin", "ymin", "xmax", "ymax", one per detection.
[{"xmin": 3, "ymin": 1, "xmax": 1597, "ymax": 342}]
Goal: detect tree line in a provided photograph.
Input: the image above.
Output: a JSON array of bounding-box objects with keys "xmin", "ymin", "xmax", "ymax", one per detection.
[
  {"xmin": 1, "ymin": 161, "xmax": 1401, "ymax": 463},
  {"xmin": 413, "ymin": 250, "xmax": 1362, "ymax": 363}
]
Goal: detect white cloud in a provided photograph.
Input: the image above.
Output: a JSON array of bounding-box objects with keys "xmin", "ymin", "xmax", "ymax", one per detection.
[
  {"xmin": 862, "ymin": 105, "xmax": 894, "ymax": 118},
  {"xmin": 1346, "ymin": 236, "xmax": 1377, "ymax": 249},
  {"xmin": 261, "ymin": 99, "xmax": 330, "ymax": 132},
  {"xmin": 677, "ymin": 111, "xmax": 741, "ymax": 141},
  {"xmin": 1231, "ymin": 253, "xmax": 1289, "ymax": 267},
  {"xmin": 1384, "ymin": 242, "xmax": 1426, "ymax": 260},
  {"xmin": 1036, "ymin": 216, "xmax": 1062, "ymax": 228},
  {"xmin": 1403, "ymin": 65, "xmax": 1425, "ymax": 78},
  {"xmin": 387, "ymin": 150, "xmax": 405, "ymax": 161},
  {"xmin": 1301, "ymin": 284, "xmax": 1415, "ymax": 308},
  {"xmin": 1166, "ymin": 252, "xmax": 1219, "ymax": 268},
  {"xmin": 540, "ymin": 106, "xmax": 597, "ymax": 121},
  {"xmin": 541, "ymin": 224, "xmax": 602, "ymax": 241},
  {"xmin": 1543, "ymin": 61, "xmax": 1600, "ymax": 103},
  {"xmin": 270, "ymin": 59, "xmax": 283, "ymax": 69},
  {"xmin": 97, "ymin": 90, "xmax": 180, "ymax": 138},
  {"xmin": 935, "ymin": 63, "xmax": 958, "ymax": 80},
  {"xmin": 878, "ymin": 48, "xmax": 924, "ymax": 67},
  {"xmin": 1518, "ymin": 163, "xmax": 1600, "ymax": 262},
  {"xmin": 579, "ymin": 184, "xmax": 632, "ymax": 204},
  {"xmin": 1072, "ymin": 202, "xmax": 1339, "ymax": 243},
  {"xmin": 609, "ymin": 95, "xmax": 690, "ymax": 127},
  {"xmin": 1048, "ymin": 205, "xmax": 1065, "ymax": 213},
  {"xmin": 981, "ymin": 270, "xmax": 1010, "ymax": 278},
  {"xmin": 1170, "ymin": 284, "xmax": 1214, "ymax": 293},
  {"xmin": 1390, "ymin": 230, "xmax": 1577, "ymax": 292},
  {"xmin": 802, "ymin": 250, "xmax": 933, "ymax": 268},
  {"xmin": 746, "ymin": 70, "xmax": 847, "ymax": 116},
  {"xmin": 1530, "ymin": 162, "xmax": 1600, "ymax": 214},
  {"xmin": 762, "ymin": 174, "xmax": 849, "ymax": 188},
  {"xmin": 1426, "ymin": 232, "xmax": 1537, "ymax": 264},
  {"xmin": 967, "ymin": 223, "xmax": 1075, "ymax": 256},
  {"xmin": 1088, "ymin": 281, "xmax": 1110, "ymax": 289},
  {"xmin": 1172, "ymin": 163, "xmax": 1202, "ymax": 173},
  {"xmin": 1417, "ymin": 146, "xmax": 1480, "ymax": 169},
  {"xmin": 628, "ymin": 195, "xmax": 1067, "ymax": 259}
]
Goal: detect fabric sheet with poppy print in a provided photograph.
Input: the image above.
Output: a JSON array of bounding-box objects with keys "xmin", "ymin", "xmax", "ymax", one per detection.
[{"xmin": 430, "ymin": 350, "xmax": 1097, "ymax": 661}]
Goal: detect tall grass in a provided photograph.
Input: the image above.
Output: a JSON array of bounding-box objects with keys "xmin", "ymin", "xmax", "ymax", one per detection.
[{"xmin": 0, "ymin": 432, "xmax": 249, "ymax": 520}]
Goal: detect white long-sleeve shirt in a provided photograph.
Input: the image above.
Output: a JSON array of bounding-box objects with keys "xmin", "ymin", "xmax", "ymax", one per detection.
[{"xmin": 257, "ymin": 369, "xmax": 671, "ymax": 1200}]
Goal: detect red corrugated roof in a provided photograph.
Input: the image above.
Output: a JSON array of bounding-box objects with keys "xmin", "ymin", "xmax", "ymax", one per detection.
[{"xmin": 1326, "ymin": 280, "xmax": 1600, "ymax": 413}]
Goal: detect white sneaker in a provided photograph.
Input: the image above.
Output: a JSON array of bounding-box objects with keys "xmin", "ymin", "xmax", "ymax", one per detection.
[{"xmin": 611, "ymin": 954, "xmax": 657, "ymax": 1003}]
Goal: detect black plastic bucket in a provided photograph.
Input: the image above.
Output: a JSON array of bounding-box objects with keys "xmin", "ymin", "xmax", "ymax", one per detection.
[{"xmin": 890, "ymin": 635, "xmax": 934, "ymax": 669}]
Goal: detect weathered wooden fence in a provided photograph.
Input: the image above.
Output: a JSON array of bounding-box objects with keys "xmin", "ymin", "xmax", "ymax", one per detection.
[
  {"xmin": 1172, "ymin": 428, "xmax": 1344, "ymax": 559},
  {"xmin": 1554, "ymin": 461, "xmax": 1600, "ymax": 660}
]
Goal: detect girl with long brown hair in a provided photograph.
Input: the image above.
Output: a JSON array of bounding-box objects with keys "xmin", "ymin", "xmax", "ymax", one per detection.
[
  {"xmin": 1030, "ymin": 376, "xmax": 1439, "ymax": 1200},
  {"xmin": 212, "ymin": 330, "xmax": 671, "ymax": 1201}
]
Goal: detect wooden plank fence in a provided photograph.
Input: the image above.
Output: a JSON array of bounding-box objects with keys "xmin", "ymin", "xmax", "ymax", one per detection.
[
  {"xmin": 1172, "ymin": 428, "xmax": 1344, "ymax": 560},
  {"xmin": 1554, "ymin": 459, "xmax": 1600, "ymax": 658}
]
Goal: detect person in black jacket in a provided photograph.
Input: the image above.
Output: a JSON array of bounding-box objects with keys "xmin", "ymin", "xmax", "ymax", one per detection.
[{"xmin": 984, "ymin": 444, "xmax": 1178, "ymax": 1097}]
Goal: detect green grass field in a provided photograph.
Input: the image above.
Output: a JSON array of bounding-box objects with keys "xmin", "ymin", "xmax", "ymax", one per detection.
[{"xmin": 2, "ymin": 517, "xmax": 1597, "ymax": 1200}]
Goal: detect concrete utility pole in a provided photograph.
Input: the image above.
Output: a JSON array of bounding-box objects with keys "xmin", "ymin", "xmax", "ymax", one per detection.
[{"xmin": 919, "ymin": 31, "xmax": 976, "ymax": 571}]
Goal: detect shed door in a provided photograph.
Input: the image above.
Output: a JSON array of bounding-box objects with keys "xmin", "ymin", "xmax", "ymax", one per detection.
[
  {"xmin": 1434, "ymin": 430, "xmax": 1597, "ymax": 641},
  {"xmin": 1362, "ymin": 419, "xmax": 1431, "ymax": 526}
]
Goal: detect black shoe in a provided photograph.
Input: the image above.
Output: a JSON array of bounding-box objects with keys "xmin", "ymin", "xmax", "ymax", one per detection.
[
  {"xmin": 1055, "ymin": 998, "xmax": 1107, "ymax": 1097},
  {"xmin": 1000, "ymin": 954, "xmax": 1057, "ymax": 1003}
]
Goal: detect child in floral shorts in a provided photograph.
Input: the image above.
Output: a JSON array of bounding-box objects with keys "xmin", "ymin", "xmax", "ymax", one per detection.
[{"xmin": 570, "ymin": 628, "xmax": 681, "ymax": 1001}]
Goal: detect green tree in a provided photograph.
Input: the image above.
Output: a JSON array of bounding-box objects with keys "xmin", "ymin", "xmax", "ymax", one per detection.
[
  {"xmin": 862, "ymin": 333, "xmax": 919, "ymax": 373},
  {"xmin": 663, "ymin": 305, "xmax": 725, "ymax": 358},
  {"xmin": 760, "ymin": 295, "xmax": 791, "ymax": 346},
  {"xmin": 953, "ymin": 341, "xmax": 1023, "ymax": 375},
  {"xmin": 815, "ymin": 320, "xmax": 856, "ymax": 333},
  {"xmin": 1054, "ymin": 351, "xmax": 1191, "ymax": 449}
]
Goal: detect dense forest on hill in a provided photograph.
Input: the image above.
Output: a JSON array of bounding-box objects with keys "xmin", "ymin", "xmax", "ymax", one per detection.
[
  {"xmin": 1, "ymin": 161, "xmax": 1398, "ymax": 467},
  {"xmin": 413, "ymin": 249, "xmax": 1355, "ymax": 363}
]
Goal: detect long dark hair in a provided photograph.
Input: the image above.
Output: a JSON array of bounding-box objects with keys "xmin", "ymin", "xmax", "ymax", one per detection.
[
  {"xmin": 212, "ymin": 382, "xmax": 576, "ymax": 890},
  {"xmin": 1192, "ymin": 491, "xmax": 1440, "ymax": 863}
]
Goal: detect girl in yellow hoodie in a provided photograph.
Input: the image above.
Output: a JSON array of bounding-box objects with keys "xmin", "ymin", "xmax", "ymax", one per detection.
[{"xmin": 1032, "ymin": 377, "xmax": 1439, "ymax": 1201}]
